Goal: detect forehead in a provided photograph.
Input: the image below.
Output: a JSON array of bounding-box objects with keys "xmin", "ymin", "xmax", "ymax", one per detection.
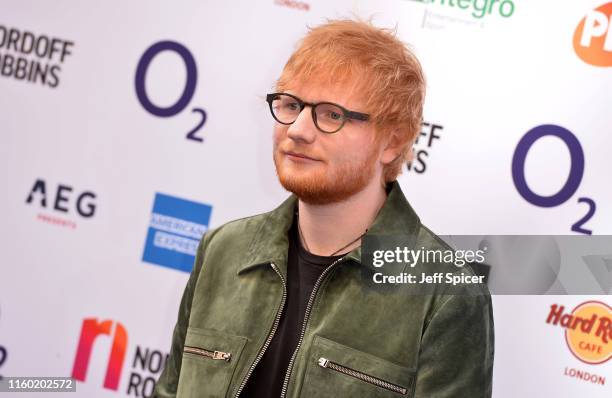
[{"xmin": 285, "ymin": 78, "xmax": 367, "ymax": 111}]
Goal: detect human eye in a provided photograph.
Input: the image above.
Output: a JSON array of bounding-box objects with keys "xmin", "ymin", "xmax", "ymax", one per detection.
[
  {"xmin": 285, "ymin": 101, "xmax": 300, "ymax": 111},
  {"xmin": 321, "ymin": 109, "xmax": 343, "ymax": 121},
  {"xmin": 328, "ymin": 110, "xmax": 342, "ymax": 120}
]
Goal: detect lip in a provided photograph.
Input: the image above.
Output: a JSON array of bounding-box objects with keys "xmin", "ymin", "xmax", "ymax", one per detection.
[{"xmin": 284, "ymin": 151, "xmax": 320, "ymax": 162}]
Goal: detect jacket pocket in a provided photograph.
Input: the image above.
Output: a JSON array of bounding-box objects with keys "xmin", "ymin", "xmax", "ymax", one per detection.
[
  {"xmin": 300, "ymin": 335, "xmax": 414, "ymax": 397},
  {"xmin": 176, "ymin": 327, "xmax": 248, "ymax": 398}
]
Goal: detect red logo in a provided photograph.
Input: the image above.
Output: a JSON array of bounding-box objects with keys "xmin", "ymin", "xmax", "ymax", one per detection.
[
  {"xmin": 546, "ymin": 301, "xmax": 611, "ymax": 364},
  {"xmin": 71, "ymin": 318, "xmax": 128, "ymax": 390}
]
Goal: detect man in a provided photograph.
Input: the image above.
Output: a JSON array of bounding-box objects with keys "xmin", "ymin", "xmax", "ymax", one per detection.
[{"xmin": 154, "ymin": 19, "xmax": 494, "ymax": 398}]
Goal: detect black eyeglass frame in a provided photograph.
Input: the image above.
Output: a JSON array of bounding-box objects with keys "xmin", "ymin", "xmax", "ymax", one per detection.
[{"xmin": 266, "ymin": 92, "xmax": 370, "ymax": 134}]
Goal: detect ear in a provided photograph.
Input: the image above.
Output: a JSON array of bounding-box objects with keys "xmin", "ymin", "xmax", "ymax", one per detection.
[{"xmin": 380, "ymin": 130, "xmax": 408, "ymax": 165}]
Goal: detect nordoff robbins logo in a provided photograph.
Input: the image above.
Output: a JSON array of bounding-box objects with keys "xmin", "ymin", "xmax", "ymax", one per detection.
[{"xmin": 546, "ymin": 301, "xmax": 611, "ymax": 364}]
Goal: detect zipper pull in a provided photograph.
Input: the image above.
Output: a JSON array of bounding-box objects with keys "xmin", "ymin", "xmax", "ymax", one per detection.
[
  {"xmin": 213, "ymin": 351, "xmax": 232, "ymax": 361},
  {"xmin": 318, "ymin": 357, "xmax": 329, "ymax": 368}
]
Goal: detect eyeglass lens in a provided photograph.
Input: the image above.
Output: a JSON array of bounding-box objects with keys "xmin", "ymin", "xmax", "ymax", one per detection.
[{"xmin": 270, "ymin": 94, "xmax": 346, "ymax": 133}]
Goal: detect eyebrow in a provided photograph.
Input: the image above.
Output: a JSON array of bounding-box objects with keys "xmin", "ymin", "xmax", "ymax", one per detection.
[{"xmin": 287, "ymin": 92, "xmax": 357, "ymax": 109}]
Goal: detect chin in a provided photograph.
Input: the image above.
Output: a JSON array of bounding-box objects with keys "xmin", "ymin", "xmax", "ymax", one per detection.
[
  {"xmin": 276, "ymin": 171, "xmax": 367, "ymax": 205},
  {"xmin": 273, "ymin": 150, "xmax": 377, "ymax": 204}
]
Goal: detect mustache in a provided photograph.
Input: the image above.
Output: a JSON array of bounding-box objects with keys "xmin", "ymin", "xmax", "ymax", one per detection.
[{"xmin": 276, "ymin": 145, "xmax": 322, "ymax": 161}]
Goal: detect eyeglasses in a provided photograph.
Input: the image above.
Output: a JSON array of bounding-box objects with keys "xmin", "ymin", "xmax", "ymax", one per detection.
[{"xmin": 266, "ymin": 92, "xmax": 370, "ymax": 134}]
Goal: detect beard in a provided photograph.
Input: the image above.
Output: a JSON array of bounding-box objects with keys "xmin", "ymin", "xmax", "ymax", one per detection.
[{"xmin": 273, "ymin": 145, "xmax": 379, "ymax": 205}]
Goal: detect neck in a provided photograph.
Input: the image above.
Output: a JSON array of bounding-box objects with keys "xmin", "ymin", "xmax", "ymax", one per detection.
[{"xmin": 297, "ymin": 179, "xmax": 388, "ymax": 256}]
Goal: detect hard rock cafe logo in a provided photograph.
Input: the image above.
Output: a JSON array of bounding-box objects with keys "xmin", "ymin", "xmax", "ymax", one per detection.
[{"xmin": 546, "ymin": 301, "xmax": 611, "ymax": 364}]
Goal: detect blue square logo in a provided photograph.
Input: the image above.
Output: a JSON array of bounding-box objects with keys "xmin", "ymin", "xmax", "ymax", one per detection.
[{"xmin": 142, "ymin": 193, "xmax": 213, "ymax": 273}]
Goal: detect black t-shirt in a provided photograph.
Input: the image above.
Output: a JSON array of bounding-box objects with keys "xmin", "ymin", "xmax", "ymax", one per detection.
[{"xmin": 240, "ymin": 216, "xmax": 342, "ymax": 397}]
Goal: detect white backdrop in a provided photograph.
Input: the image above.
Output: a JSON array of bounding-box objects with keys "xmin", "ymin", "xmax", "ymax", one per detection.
[{"xmin": 1, "ymin": 0, "xmax": 611, "ymax": 397}]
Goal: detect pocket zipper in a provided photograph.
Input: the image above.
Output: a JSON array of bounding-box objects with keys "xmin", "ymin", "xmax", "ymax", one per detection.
[
  {"xmin": 318, "ymin": 357, "xmax": 407, "ymax": 395},
  {"xmin": 184, "ymin": 345, "xmax": 231, "ymax": 362}
]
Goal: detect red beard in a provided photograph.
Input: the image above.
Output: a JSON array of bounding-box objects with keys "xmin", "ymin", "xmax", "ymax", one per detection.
[{"xmin": 273, "ymin": 145, "xmax": 378, "ymax": 205}]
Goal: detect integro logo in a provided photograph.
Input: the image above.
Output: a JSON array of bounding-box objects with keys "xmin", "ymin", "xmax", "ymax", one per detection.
[
  {"xmin": 71, "ymin": 318, "xmax": 171, "ymax": 397},
  {"xmin": 408, "ymin": 0, "xmax": 516, "ymax": 19},
  {"xmin": 142, "ymin": 193, "xmax": 212, "ymax": 273},
  {"xmin": 574, "ymin": 2, "xmax": 612, "ymax": 67},
  {"xmin": 546, "ymin": 301, "xmax": 611, "ymax": 364}
]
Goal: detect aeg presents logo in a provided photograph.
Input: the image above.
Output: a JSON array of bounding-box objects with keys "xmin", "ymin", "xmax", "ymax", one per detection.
[
  {"xmin": 546, "ymin": 301, "xmax": 611, "ymax": 365},
  {"xmin": 72, "ymin": 318, "xmax": 128, "ymax": 390},
  {"xmin": 574, "ymin": 2, "xmax": 612, "ymax": 67},
  {"xmin": 25, "ymin": 178, "xmax": 97, "ymax": 229}
]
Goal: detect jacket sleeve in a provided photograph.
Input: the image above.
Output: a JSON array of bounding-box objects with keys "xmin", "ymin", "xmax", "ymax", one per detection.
[
  {"xmin": 153, "ymin": 234, "xmax": 207, "ymax": 398},
  {"xmin": 414, "ymin": 292, "xmax": 495, "ymax": 397}
]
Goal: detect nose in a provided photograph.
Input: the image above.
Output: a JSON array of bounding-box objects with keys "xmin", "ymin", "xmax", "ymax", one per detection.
[{"xmin": 286, "ymin": 106, "xmax": 317, "ymax": 144}]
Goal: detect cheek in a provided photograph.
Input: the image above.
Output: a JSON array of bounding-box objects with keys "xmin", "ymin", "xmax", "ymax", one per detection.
[
  {"xmin": 273, "ymin": 124, "xmax": 286, "ymax": 147},
  {"xmin": 337, "ymin": 136, "xmax": 380, "ymax": 166},
  {"xmin": 337, "ymin": 136, "xmax": 368, "ymax": 161}
]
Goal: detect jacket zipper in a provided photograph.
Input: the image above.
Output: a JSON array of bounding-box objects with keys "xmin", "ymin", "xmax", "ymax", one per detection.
[
  {"xmin": 234, "ymin": 262, "xmax": 287, "ymax": 397},
  {"xmin": 280, "ymin": 256, "xmax": 346, "ymax": 397},
  {"xmin": 183, "ymin": 346, "xmax": 232, "ymax": 361},
  {"xmin": 318, "ymin": 357, "xmax": 408, "ymax": 395}
]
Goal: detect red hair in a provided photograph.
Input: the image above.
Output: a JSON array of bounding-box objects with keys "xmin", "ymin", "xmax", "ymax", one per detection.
[{"xmin": 276, "ymin": 18, "xmax": 426, "ymax": 182}]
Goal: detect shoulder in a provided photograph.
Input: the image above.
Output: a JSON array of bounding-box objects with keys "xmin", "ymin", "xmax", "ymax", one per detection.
[
  {"xmin": 414, "ymin": 223, "xmax": 454, "ymax": 252},
  {"xmin": 198, "ymin": 209, "xmax": 274, "ymax": 257},
  {"xmin": 412, "ymin": 222, "xmax": 492, "ymax": 312}
]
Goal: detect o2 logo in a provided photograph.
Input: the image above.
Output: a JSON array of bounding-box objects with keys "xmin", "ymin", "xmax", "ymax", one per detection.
[
  {"xmin": 512, "ymin": 124, "xmax": 596, "ymax": 235},
  {"xmin": 135, "ymin": 41, "xmax": 206, "ymax": 142}
]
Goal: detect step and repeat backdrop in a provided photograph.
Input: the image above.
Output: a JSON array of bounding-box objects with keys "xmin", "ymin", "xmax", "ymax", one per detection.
[{"xmin": 1, "ymin": 0, "xmax": 611, "ymax": 397}]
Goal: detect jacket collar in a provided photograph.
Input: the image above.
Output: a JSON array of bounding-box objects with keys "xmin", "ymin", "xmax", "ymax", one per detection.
[{"xmin": 237, "ymin": 180, "xmax": 421, "ymax": 277}]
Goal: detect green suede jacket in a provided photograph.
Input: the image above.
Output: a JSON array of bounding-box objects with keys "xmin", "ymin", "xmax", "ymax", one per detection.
[{"xmin": 153, "ymin": 181, "xmax": 494, "ymax": 398}]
